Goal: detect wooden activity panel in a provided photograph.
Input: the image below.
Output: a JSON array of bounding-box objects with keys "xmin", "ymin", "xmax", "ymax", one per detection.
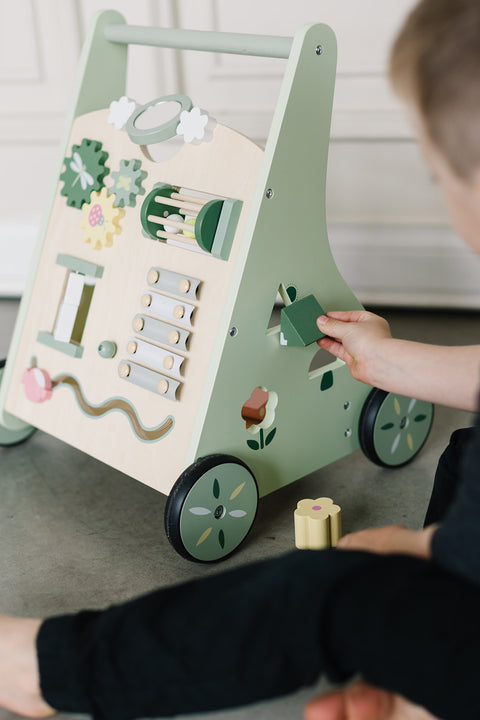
[
  {"xmin": 0, "ymin": 11, "xmax": 434, "ymax": 562},
  {"xmin": 2, "ymin": 105, "xmax": 262, "ymax": 490}
]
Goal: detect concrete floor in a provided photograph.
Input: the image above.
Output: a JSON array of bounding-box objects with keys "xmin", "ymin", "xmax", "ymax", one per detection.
[{"xmin": 0, "ymin": 297, "xmax": 478, "ymax": 720}]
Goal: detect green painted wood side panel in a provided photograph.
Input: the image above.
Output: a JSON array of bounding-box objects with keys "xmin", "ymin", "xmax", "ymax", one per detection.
[
  {"xmin": 73, "ymin": 10, "xmax": 128, "ymax": 119},
  {"xmin": 191, "ymin": 24, "xmax": 371, "ymax": 496}
]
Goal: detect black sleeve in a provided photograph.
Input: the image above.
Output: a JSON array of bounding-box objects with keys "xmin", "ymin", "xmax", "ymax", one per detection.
[
  {"xmin": 432, "ymin": 409, "xmax": 480, "ymax": 585},
  {"xmin": 37, "ymin": 549, "xmax": 480, "ymax": 720}
]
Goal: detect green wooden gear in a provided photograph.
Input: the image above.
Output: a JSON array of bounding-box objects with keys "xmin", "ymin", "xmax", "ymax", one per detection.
[
  {"xmin": 110, "ymin": 158, "xmax": 147, "ymax": 208},
  {"xmin": 60, "ymin": 138, "xmax": 110, "ymax": 208}
]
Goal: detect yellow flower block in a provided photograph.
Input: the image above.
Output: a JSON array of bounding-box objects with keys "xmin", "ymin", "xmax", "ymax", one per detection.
[{"xmin": 294, "ymin": 497, "xmax": 342, "ymax": 549}]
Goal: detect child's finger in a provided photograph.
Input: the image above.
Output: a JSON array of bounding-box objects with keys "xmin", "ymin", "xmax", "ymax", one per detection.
[
  {"xmin": 303, "ymin": 689, "xmax": 344, "ymax": 720},
  {"xmin": 325, "ymin": 310, "xmax": 372, "ymax": 323},
  {"xmin": 317, "ymin": 315, "xmax": 351, "ymax": 341},
  {"xmin": 304, "ymin": 682, "xmax": 393, "ymax": 720},
  {"xmin": 317, "ymin": 336, "xmax": 348, "ymax": 362}
]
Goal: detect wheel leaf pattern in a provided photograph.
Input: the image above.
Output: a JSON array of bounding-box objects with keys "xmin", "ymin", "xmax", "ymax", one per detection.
[
  {"xmin": 378, "ymin": 395, "xmax": 432, "ymax": 459},
  {"xmin": 184, "ymin": 465, "xmax": 256, "ymax": 556},
  {"xmin": 196, "ymin": 527, "xmax": 213, "ymax": 546}
]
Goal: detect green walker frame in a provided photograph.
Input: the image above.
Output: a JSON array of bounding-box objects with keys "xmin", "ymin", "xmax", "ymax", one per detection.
[{"xmin": 0, "ymin": 12, "xmax": 433, "ymax": 561}]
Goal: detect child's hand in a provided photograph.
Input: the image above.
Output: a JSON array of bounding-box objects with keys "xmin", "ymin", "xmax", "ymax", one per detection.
[
  {"xmin": 316, "ymin": 309, "xmax": 480, "ymax": 411},
  {"xmin": 336, "ymin": 524, "xmax": 437, "ymax": 560},
  {"xmin": 304, "ymin": 681, "xmax": 438, "ymax": 720},
  {"xmin": 316, "ymin": 311, "xmax": 392, "ymax": 387}
]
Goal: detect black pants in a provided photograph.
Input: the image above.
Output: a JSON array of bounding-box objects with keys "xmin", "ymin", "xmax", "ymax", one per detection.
[
  {"xmin": 37, "ymin": 431, "xmax": 479, "ymax": 720},
  {"xmin": 424, "ymin": 427, "xmax": 474, "ymax": 527}
]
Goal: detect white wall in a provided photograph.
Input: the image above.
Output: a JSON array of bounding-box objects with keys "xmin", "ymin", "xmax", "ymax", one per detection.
[{"xmin": 1, "ymin": 0, "xmax": 480, "ymax": 306}]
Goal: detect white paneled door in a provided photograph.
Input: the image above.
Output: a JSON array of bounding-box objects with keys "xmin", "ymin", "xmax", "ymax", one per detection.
[{"xmin": 1, "ymin": 0, "xmax": 479, "ymax": 305}]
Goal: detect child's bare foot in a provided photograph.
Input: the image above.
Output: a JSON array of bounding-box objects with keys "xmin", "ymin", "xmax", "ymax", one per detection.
[
  {"xmin": 0, "ymin": 614, "xmax": 55, "ymax": 717},
  {"xmin": 304, "ymin": 681, "xmax": 438, "ymax": 720}
]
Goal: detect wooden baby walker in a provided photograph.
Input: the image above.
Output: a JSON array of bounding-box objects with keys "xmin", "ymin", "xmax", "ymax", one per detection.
[{"xmin": 0, "ymin": 11, "xmax": 434, "ymax": 562}]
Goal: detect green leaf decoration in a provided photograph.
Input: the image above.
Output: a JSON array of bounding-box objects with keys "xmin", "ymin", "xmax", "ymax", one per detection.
[
  {"xmin": 381, "ymin": 422, "xmax": 395, "ymax": 430},
  {"xmin": 320, "ymin": 371, "xmax": 334, "ymax": 391},
  {"xmin": 414, "ymin": 414, "xmax": 427, "ymax": 423},
  {"xmin": 218, "ymin": 529, "xmax": 225, "ymax": 549},
  {"xmin": 265, "ymin": 427, "xmax": 277, "ymax": 446},
  {"xmin": 230, "ymin": 482, "xmax": 245, "ymax": 500},
  {"xmin": 247, "ymin": 439, "xmax": 260, "ymax": 450},
  {"xmin": 286, "ymin": 285, "xmax": 297, "ymax": 302},
  {"xmin": 213, "ymin": 478, "xmax": 220, "ymax": 499},
  {"xmin": 196, "ymin": 527, "xmax": 212, "ymax": 546}
]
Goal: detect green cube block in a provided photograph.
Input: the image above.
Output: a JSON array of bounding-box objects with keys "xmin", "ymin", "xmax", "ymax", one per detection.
[{"xmin": 280, "ymin": 294, "xmax": 326, "ymax": 346}]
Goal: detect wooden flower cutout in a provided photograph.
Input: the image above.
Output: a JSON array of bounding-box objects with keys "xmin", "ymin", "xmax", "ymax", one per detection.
[
  {"xmin": 294, "ymin": 497, "xmax": 342, "ymax": 549},
  {"xmin": 241, "ymin": 387, "xmax": 278, "ymax": 451},
  {"xmin": 241, "ymin": 387, "xmax": 277, "ymax": 432}
]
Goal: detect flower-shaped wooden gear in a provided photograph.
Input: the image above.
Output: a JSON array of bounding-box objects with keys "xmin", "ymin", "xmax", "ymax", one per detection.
[
  {"xmin": 80, "ymin": 188, "xmax": 125, "ymax": 249},
  {"xmin": 294, "ymin": 497, "xmax": 342, "ymax": 549}
]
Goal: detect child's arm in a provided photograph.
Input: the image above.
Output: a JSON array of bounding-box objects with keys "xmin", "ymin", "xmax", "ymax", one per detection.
[{"xmin": 317, "ymin": 310, "xmax": 480, "ymax": 412}]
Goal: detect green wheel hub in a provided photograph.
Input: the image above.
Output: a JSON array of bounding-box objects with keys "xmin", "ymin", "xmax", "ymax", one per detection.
[
  {"xmin": 360, "ymin": 389, "xmax": 434, "ymax": 467},
  {"xmin": 0, "ymin": 360, "xmax": 36, "ymax": 446},
  {"xmin": 165, "ymin": 454, "xmax": 258, "ymax": 562}
]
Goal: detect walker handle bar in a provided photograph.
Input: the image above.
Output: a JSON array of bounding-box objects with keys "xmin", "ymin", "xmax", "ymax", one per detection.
[{"xmin": 104, "ymin": 24, "xmax": 292, "ymax": 60}]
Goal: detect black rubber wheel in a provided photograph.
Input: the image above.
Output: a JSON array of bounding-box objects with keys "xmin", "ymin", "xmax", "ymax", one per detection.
[
  {"xmin": 0, "ymin": 359, "xmax": 36, "ymax": 447},
  {"xmin": 359, "ymin": 388, "xmax": 434, "ymax": 468},
  {"xmin": 165, "ymin": 454, "xmax": 258, "ymax": 562}
]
